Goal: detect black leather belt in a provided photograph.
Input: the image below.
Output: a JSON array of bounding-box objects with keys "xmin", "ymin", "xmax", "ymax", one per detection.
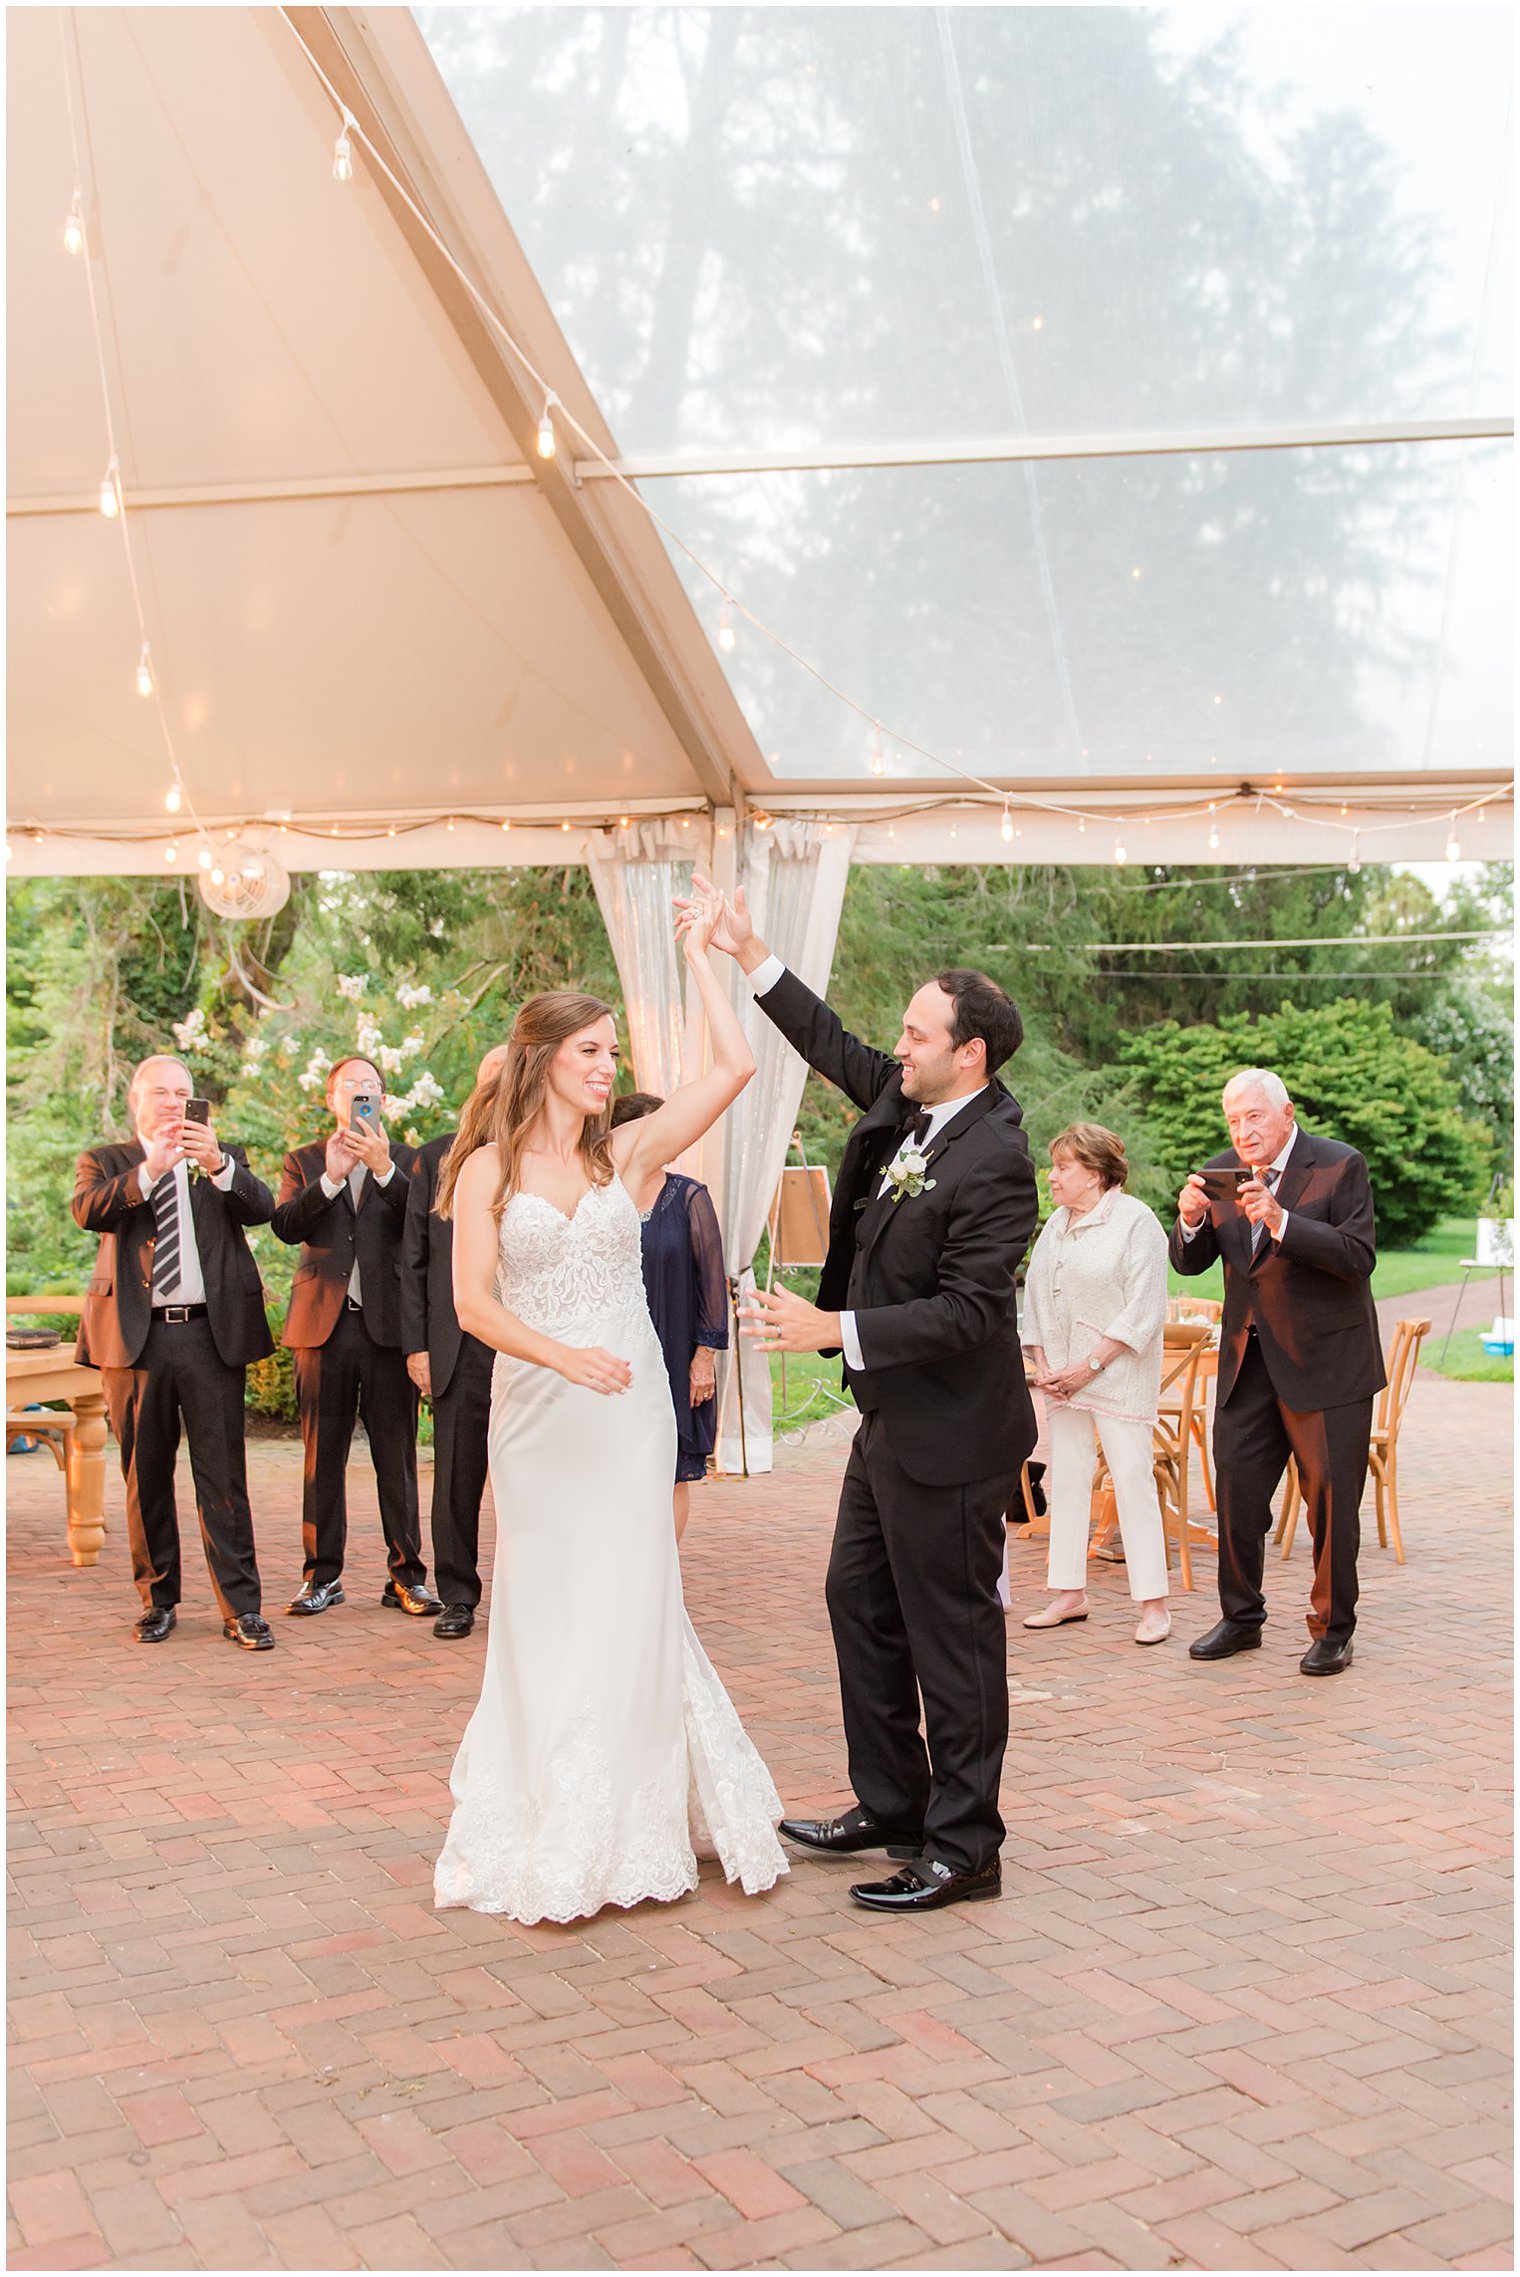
[{"xmin": 154, "ymin": 1303, "xmax": 208, "ymax": 1324}]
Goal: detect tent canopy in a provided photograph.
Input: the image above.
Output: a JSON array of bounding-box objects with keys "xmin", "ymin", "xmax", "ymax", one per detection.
[{"xmin": 7, "ymin": 5, "xmax": 1513, "ymax": 875}]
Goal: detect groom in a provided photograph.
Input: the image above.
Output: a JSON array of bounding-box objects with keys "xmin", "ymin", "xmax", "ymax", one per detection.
[{"xmin": 696, "ymin": 879, "xmax": 1039, "ymax": 1912}]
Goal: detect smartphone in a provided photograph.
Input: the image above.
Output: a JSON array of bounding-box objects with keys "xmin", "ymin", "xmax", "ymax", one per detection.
[
  {"xmin": 349, "ymin": 1096, "xmax": 379, "ymax": 1135},
  {"xmin": 1195, "ymin": 1165, "xmax": 1254, "ymax": 1191},
  {"xmin": 184, "ymin": 1098, "xmax": 210, "ymax": 1126}
]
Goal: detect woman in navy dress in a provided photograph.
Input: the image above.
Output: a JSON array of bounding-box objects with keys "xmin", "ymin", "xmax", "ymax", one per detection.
[{"xmin": 610, "ymin": 1094, "xmax": 729, "ymax": 1540}]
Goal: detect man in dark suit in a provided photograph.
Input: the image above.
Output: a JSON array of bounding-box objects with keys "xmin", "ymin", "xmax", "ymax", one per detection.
[
  {"xmin": 400, "ymin": 1044, "xmax": 507, "ymax": 1639},
  {"xmin": 1172, "ymin": 1068, "xmax": 1384, "ymax": 1677},
  {"xmin": 271, "ymin": 1055, "xmax": 440, "ymax": 1620},
  {"xmin": 694, "ymin": 878, "xmax": 1039, "ymax": 1914},
  {"xmin": 73, "ymin": 1054, "xmax": 277, "ymax": 1649}
]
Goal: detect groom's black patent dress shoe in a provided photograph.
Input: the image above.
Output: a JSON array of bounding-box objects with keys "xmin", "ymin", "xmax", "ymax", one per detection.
[
  {"xmin": 1189, "ymin": 1618, "xmax": 1263, "ymax": 1661},
  {"xmin": 850, "ymin": 1858, "xmax": 1002, "ymax": 1913},
  {"xmin": 1300, "ymin": 1638, "xmax": 1354, "ymax": 1676},
  {"xmin": 779, "ymin": 1806, "xmax": 922, "ymax": 1858},
  {"xmin": 433, "ymin": 1604, "xmax": 475, "ymax": 1639}
]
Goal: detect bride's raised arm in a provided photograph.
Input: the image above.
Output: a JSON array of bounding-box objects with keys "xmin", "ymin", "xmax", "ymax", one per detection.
[{"xmin": 611, "ymin": 887, "xmax": 755, "ymax": 1184}]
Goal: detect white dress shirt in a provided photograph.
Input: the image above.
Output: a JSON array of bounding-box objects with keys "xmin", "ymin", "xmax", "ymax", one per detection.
[
  {"xmin": 1180, "ymin": 1126, "xmax": 1297, "ymax": 1247},
  {"xmin": 319, "ymin": 1156, "xmax": 395, "ymax": 1303},
  {"xmin": 750, "ymin": 955, "xmax": 987, "ymax": 1372},
  {"xmin": 135, "ymin": 1153, "xmax": 238, "ymax": 1305}
]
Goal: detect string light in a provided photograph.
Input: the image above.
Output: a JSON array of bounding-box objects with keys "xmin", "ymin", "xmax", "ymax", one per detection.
[
  {"xmin": 560, "ymin": 819, "xmax": 570, "ymax": 832},
  {"xmin": 536, "ymin": 393, "xmax": 558, "ymax": 461},
  {"xmin": 1445, "ymin": 814, "xmax": 1461, "ymax": 862},
  {"xmin": 332, "ymin": 109, "xmax": 355, "ymax": 183},
  {"xmin": 1208, "ymin": 823, "xmax": 1220, "ymax": 851},
  {"xmin": 1114, "ymin": 836, "xmax": 1128, "ymax": 866},
  {"xmin": 98, "ymin": 456, "xmax": 120, "ymax": 518},
  {"xmin": 870, "ymin": 728, "xmax": 885, "ymax": 778},
  {"xmin": 1348, "ymin": 835, "xmax": 1362, "ymax": 875},
  {"xmin": 717, "ymin": 600, "xmax": 736, "ymax": 654},
  {"xmin": 445, "ymin": 816, "xmax": 455, "ymax": 831},
  {"xmin": 618, "ymin": 815, "xmax": 631, "ymax": 829},
  {"xmin": 135, "ymin": 642, "xmax": 154, "ymax": 699},
  {"xmin": 499, "ymin": 818, "xmax": 512, "ymax": 832},
  {"xmin": 164, "ymin": 780, "xmax": 182, "ymax": 815},
  {"xmin": 1000, "ymin": 805, "xmax": 1014, "ymax": 844},
  {"xmin": 197, "ymin": 845, "xmax": 211, "ymax": 868},
  {"xmin": 164, "ymin": 840, "xmax": 178, "ymax": 862},
  {"xmin": 63, "ymin": 190, "xmax": 85, "ymax": 256},
  {"xmin": 210, "ymin": 863, "xmax": 225, "ymax": 885}
]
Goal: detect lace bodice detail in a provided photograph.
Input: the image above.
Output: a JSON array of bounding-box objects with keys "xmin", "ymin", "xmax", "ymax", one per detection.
[{"xmin": 497, "ymin": 1176, "xmax": 653, "ymax": 1339}]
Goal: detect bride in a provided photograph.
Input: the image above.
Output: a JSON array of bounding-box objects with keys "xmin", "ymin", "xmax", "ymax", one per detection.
[{"xmin": 431, "ymin": 886, "xmax": 787, "ymax": 1924}]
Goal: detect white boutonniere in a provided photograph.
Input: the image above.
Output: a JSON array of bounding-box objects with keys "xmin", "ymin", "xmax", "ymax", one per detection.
[{"xmin": 885, "ymin": 1145, "xmax": 937, "ymax": 1203}]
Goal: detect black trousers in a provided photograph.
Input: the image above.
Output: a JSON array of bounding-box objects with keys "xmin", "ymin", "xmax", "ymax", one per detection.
[
  {"xmin": 429, "ymin": 1335, "xmax": 494, "ymax": 1608},
  {"xmin": 102, "ymin": 1317, "xmax": 262, "ymax": 1620},
  {"xmin": 293, "ymin": 1306, "xmax": 424, "ymax": 1592},
  {"xmin": 827, "ymin": 1408, "xmax": 1010, "ymax": 1875},
  {"xmin": 1214, "ymin": 1335, "xmax": 1372, "ymax": 1648}
]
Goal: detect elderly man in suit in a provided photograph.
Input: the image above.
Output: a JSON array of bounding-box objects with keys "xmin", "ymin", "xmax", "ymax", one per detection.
[
  {"xmin": 691, "ymin": 877, "xmax": 1039, "ymax": 1914},
  {"xmin": 73, "ymin": 1055, "xmax": 277, "ymax": 1649},
  {"xmin": 400, "ymin": 1044, "xmax": 508, "ymax": 1639},
  {"xmin": 1173, "ymin": 1068, "xmax": 1384, "ymax": 1677},
  {"xmin": 271, "ymin": 1055, "xmax": 440, "ymax": 1620}
]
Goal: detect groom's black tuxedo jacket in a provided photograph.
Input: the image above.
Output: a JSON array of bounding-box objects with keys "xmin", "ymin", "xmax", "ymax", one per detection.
[{"xmin": 758, "ymin": 969, "xmax": 1040, "ymax": 1487}]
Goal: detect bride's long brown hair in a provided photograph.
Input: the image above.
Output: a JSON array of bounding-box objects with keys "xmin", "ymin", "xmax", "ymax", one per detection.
[{"xmin": 435, "ymin": 991, "xmax": 618, "ymax": 1223}]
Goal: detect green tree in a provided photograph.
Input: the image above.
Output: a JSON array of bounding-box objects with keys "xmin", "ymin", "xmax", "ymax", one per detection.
[{"xmin": 1120, "ymin": 998, "xmax": 1490, "ymax": 1247}]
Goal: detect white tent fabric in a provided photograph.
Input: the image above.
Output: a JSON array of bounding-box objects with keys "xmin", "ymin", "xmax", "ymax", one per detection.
[{"xmin": 716, "ymin": 822, "xmax": 856, "ymax": 1474}]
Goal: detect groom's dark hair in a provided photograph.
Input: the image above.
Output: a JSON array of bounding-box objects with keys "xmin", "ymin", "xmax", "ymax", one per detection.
[{"xmin": 936, "ymin": 969, "xmax": 1022, "ymax": 1074}]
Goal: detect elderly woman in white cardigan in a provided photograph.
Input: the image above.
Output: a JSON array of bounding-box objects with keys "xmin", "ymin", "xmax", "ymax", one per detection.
[{"xmin": 1021, "ymin": 1122, "xmax": 1171, "ymax": 1645}]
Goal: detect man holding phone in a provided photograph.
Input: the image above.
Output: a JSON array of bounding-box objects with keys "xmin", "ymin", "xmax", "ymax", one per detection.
[
  {"xmin": 271, "ymin": 1056, "xmax": 440, "ymax": 1620},
  {"xmin": 73, "ymin": 1054, "xmax": 277, "ymax": 1649},
  {"xmin": 1172, "ymin": 1068, "xmax": 1384, "ymax": 1676}
]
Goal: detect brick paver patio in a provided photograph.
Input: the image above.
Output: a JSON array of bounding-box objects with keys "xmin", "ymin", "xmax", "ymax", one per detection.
[{"xmin": 7, "ymin": 1358, "xmax": 1511, "ymax": 2271}]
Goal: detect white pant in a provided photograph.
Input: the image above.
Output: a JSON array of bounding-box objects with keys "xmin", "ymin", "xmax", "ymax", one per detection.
[{"xmin": 1045, "ymin": 1406, "xmax": 1169, "ymax": 1603}]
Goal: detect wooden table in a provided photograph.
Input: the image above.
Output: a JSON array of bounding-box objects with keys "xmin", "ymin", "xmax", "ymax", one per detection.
[{"xmin": 6, "ymin": 1303, "xmax": 109, "ymax": 1568}]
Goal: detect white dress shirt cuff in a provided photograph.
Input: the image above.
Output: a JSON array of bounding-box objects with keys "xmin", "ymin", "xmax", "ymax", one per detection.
[
  {"xmin": 320, "ymin": 1172, "xmax": 344, "ymax": 1199},
  {"xmin": 374, "ymin": 1162, "xmax": 395, "ymax": 1187},
  {"xmin": 748, "ymin": 952, "xmax": 787, "ymax": 995},
  {"xmin": 1274, "ymin": 1209, "xmax": 1290, "ymax": 1242},
  {"xmin": 1179, "ymin": 1214, "xmax": 1203, "ymax": 1241},
  {"xmin": 212, "ymin": 1156, "xmax": 237, "ymax": 1191},
  {"xmin": 839, "ymin": 1310, "xmax": 864, "ymax": 1371}
]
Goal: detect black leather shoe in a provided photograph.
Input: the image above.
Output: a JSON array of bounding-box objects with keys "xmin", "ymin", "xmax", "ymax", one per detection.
[
  {"xmin": 850, "ymin": 1859, "xmax": 1002, "ymax": 1913},
  {"xmin": 1189, "ymin": 1619, "xmax": 1263, "ymax": 1660},
  {"xmin": 224, "ymin": 1613, "xmax": 275, "ymax": 1651},
  {"xmin": 134, "ymin": 1607, "xmax": 176, "ymax": 1643},
  {"xmin": 779, "ymin": 1806, "xmax": 922, "ymax": 1857},
  {"xmin": 286, "ymin": 1580, "xmax": 345, "ymax": 1616},
  {"xmin": 433, "ymin": 1604, "xmax": 476, "ymax": 1639},
  {"xmin": 1301, "ymin": 1638, "xmax": 1354, "ymax": 1676},
  {"xmin": 383, "ymin": 1581, "xmax": 444, "ymax": 1617}
]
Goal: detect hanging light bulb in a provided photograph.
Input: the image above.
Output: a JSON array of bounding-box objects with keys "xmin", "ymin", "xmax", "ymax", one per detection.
[
  {"xmin": 1000, "ymin": 806, "xmax": 1014, "ymax": 844},
  {"xmin": 98, "ymin": 457, "xmax": 121, "ymax": 518},
  {"xmin": 165, "ymin": 780, "xmax": 182, "ymax": 815},
  {"xmin": 1445, "ymin": 815, "xmax": 1461, "ymax": 863},
  {"xmin": 1113, "ymin": 837, "xmax": 1128, "ymax": 867},
  {"xmin": 197, "ymin": 846, "xmax": 212, "ymax": 869},
  {"xmin": 445, "ymin": 816, "xmax": 456, "ymax": 832},
  {"xmin": 210, "ymin": 863, "xmax": 225, "ymax": 886},
  {"xmin": 1348, "ymin": 835, "xmax": 1362, "ymax": 876},
  {"xmin": 63, "ymin": 191, "xmax": 85, "ymax": 257},
  {"xmin": 717, "ymin": 599, "xmax": 736, "ymax": 654},
  {"xmin": 870, "ymin": 728, "xmax": 885, "ymax": 777},
  {"xmin": 499, "ymin": 818, "xmax": 512, "ymax": 833},
  {"xmin": 1077, "ymin": 815, "xmax": 1086, "ymax": 836},
  {"xmin": 164, "ymin": 840, "xmax": 178, "ymax": 863},
  {"xmin": 1208, "ymin": 824, "xmax": 1220, "ymax": 852},
  {"xmin": 332, "ymin": 110, "xmax": 355, "ymax": 183},
  {"xmin": 536, "ymin": 393, "xmax": 559, "ymax": 461},
  {"xmin": 135, "ymin": 643, "xmax": 154, "ymax": 699}
]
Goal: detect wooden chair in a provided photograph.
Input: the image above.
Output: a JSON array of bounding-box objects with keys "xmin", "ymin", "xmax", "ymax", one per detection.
[
  {"xmin": 6, "ymin": 1407, "xmax": 76, "ymax": 1467},
  {"xmin": 1089, "ymin": 1329, "xmax": 1210, "ymax": 1590},
  {"xmin": 1161, "ymin": 1317, "xmax": 1217, "ymax": 1515},
  {"xmin": 1276, "ymin": 1317, "xmax": 1430, "ymax": 1563}
]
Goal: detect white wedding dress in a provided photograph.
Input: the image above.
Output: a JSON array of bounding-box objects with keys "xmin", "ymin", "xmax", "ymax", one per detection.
[{"xmin": 434, "ymin": 1173, "xmax": 788, "ymax": 1925}]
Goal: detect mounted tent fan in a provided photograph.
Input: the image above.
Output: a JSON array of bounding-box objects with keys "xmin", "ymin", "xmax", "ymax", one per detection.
[{"xmin": 196, "ymin": 844, "xmax": 290, "ymax": 921}]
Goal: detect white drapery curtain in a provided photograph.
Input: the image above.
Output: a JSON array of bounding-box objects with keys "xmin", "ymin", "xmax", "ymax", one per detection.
[
  {"xmin": 585, "ymin": 820, "xmax": 698, "ymax": 1095},
  {"xmin": 715, "ymin": 820, "xmax": 856, "ymax": 1473}
]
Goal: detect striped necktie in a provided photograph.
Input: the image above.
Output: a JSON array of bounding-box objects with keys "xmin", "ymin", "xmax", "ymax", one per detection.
[
  {"xmin": 1250, "ymin": 1166, "xmax": 1280, "ymax": 1257},
  {"xmin": 150, "ymin": 1171, "xmax": 182, "ymax": 1300}
]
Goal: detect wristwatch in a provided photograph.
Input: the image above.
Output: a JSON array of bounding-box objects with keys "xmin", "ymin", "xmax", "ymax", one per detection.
[{"xmin": 1087, "ymin": 1354, "xmax": 1104, "ymax": 1373}]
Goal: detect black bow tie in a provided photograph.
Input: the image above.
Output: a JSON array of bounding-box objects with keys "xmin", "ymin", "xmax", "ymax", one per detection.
[{"xmin": 903, "ymin": 1109, "xmax": 932, "ymax": 1147}]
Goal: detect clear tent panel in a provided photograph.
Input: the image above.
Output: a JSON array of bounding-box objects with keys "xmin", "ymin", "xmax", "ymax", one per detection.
[
  {"xmin": 418, "ymin": 5, "xmax": 1512, "ymax": 457},
  {"xmin": 642, "ymin": 438, "xmax": 1510, "ymax": 781}
]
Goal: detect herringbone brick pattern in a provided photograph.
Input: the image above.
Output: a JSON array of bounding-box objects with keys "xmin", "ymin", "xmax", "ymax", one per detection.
[{"xmin": 7, "ymin": 1371, "xmax": 1511, "ymax": 2270}]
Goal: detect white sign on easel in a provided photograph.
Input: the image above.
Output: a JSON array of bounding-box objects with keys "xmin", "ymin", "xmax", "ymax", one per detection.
[{"xmin": 1476, "ymin": 1218, "xmax": 1515, "ymax": 1268}]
